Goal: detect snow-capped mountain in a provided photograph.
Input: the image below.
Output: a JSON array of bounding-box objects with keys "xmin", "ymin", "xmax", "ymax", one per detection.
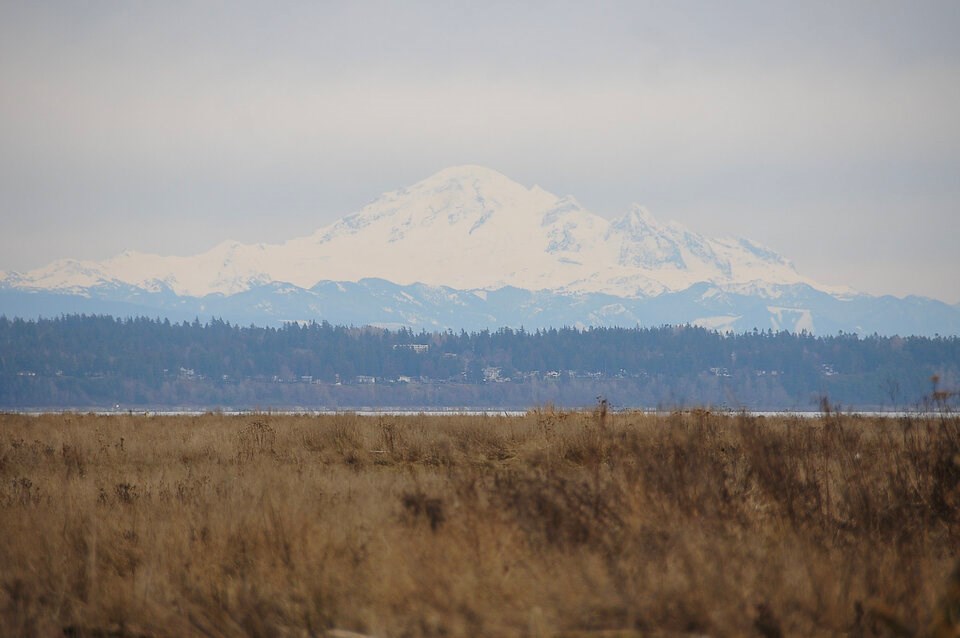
[
  {"xmin": 3, "ymin": 166, "xmax": 959, "ymax": 335},
  {"xmin": 1, "ymin": 166, "xmax": 830, "ymax": 298}
]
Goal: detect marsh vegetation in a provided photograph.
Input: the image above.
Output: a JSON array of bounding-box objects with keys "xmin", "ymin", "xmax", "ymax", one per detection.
[{"xmin": 1, "ymin": 410, "xmax": 959, "ymax": 636}]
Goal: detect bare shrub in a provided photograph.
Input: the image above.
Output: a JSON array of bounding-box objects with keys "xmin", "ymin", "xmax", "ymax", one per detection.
[
  {"xmin": 237, "ymin": 418, "xmax": 276, "ymax": 461},
  {"xmin": 401, "ymin": 491, "xmax": 446, "ymax": 531},
  {"xmin": 490, "ymin": 468, "xmax": 624, "ymax": 550}
]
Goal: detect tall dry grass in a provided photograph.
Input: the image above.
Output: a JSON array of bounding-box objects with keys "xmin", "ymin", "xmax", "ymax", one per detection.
[{"xmin": 1, "ymin": 409, "xmax": 959, "ymax": 637}]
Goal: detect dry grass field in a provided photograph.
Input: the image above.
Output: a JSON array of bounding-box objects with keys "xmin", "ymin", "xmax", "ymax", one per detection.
[{"xmin": 1, "ymin": 409, "xmax": 959, "ymax": 637}]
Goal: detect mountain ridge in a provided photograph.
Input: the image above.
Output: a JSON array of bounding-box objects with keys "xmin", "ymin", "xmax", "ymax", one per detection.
[
  {"xmin": 4, "ymin": 166, "xmax": 958, "ymax": 335},
  {"xmin": 2, "ymin": 165, "xmax": 832, "ymax": 299},
  {"xmin": 3, "ymin": 277, "xmax": 959, "ymax": 336}
]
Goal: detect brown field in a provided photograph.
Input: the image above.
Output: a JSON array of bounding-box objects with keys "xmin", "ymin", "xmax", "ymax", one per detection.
[{"xmin": 1, "ymin": 410, "xmax": 959, "ymax": 637}]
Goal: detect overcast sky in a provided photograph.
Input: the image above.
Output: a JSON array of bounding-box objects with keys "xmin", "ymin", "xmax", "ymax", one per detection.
[{"xmin": 2, "ymin": 1, "xmax": 959, "ymax": 302}]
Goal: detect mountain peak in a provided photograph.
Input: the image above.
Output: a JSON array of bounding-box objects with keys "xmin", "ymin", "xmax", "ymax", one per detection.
[
  {"xmin": 408, "ymin": 165, "xmax": 535, "ymax": 201},
  {"xmin": 617, "ymin": 204, "xmax": 660, "ymax": 229},
  {"xmin": 423, "ymin": 164, "xmax": 512, "ymax": 182},
  {"xmin": 5, "ymin": 166, "xmax": 833, "ymax": 299}
]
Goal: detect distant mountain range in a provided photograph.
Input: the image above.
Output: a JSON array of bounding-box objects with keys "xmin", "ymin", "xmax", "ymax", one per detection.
[{"xmin": 3, "ymin": 166, "xmax": 959, "ymax": 335}]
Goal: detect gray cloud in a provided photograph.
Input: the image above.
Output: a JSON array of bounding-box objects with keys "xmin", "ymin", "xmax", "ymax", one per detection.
[{"xmin": 2, "ymin": 1, "xmax": 959, "ymax": 302}]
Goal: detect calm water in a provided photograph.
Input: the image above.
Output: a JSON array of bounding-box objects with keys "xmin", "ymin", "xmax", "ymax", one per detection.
[{"xmin": 5, "ymin": 408, "xmax": 936, "ymax": 418}]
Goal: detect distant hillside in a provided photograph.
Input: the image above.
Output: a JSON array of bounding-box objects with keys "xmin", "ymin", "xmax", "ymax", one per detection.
[{"xmin": 2, "ymin": 315, "xmax": 957, "ymax": 410}]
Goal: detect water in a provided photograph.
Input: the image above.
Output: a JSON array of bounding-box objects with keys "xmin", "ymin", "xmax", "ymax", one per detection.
[{"xmin": 3, "ymin": 408, "xmax": 940, "ymax": 418}]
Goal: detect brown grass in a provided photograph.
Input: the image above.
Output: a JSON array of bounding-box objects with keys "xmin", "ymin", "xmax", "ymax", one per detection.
[{"xmin": 1, "ymin": 409, "xmax": 959, "ymax": 637}]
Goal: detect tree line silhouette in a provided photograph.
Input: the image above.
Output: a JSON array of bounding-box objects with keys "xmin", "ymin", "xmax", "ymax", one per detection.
[{"xmin": 1, "ymin": 314, "xmax": 957, "ymax": 409}]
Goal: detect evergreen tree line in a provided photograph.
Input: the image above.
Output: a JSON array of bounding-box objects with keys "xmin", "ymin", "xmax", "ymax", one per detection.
[{"xmin": 1, "ymin": 314, "xmax": 957, "ymax": 409}]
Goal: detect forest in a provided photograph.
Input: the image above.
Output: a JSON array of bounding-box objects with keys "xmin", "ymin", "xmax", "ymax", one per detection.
[{"xmin": 1, "ymin": 314, "xmax": 958, "ymax": 410}]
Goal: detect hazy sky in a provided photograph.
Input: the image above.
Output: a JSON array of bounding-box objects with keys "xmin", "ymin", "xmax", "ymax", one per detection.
[{"xmin": 2, "ymin": 1, "xmax": 959, "ymax": 302}]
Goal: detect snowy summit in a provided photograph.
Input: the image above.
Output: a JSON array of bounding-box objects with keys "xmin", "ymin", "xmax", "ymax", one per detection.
[{"xmin": 3, "ymin": 165, "xmax": 829, "ymax": 298}]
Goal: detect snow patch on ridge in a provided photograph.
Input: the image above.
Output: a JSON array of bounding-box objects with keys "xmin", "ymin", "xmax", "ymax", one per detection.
[
  {"xmin": 767, "ymin": 306, "xmax": 815, "ymax": 333},
  {"xmin": 693, "ymin": 315, "xmax": 742, "ymax": 332}
]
